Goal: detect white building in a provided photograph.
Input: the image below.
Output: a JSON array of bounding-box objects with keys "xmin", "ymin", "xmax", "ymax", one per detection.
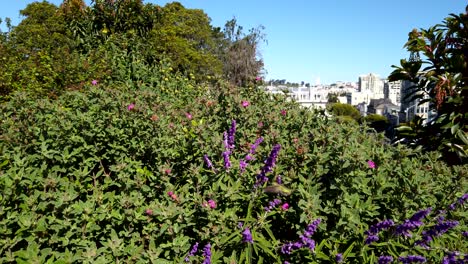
[
  {"xmin": 359, "ymin": 73, "xmax": 385, "ymax": 100},
  {"xmin": 384, "ymin": 80, "xmax": 402, "ymax": 107}
]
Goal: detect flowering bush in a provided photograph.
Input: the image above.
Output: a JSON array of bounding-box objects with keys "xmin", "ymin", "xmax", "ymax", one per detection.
[{"xmin": 0, "ymin": 84, "xmax": 466, "ymax": 263}]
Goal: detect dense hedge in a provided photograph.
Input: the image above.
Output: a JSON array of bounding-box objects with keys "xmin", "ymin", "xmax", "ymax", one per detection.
[{"xmin": 0, "ymin": 85, "xmax": 466, "ymax": 263}]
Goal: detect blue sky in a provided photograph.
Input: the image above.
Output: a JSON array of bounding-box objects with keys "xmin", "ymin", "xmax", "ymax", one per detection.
[{"xmin": 1, "ymin": 1, "xmax": 466, "ymax": 84}]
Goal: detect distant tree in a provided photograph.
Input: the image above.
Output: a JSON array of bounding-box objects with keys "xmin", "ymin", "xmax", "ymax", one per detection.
[
  {"xmin": 327, "ymin": 103, "xmax": 361, "ymax": 122},
  {"xmin": 364, "ymin": 114, "xmax": 389, "ymax": 132},
  {"xmin": 222, "ymin": 18, "xmax": 265, "ymax": 87},
  {"xmin": 327, "ymin": 93, "xmax": 339, "ymax": 103}
]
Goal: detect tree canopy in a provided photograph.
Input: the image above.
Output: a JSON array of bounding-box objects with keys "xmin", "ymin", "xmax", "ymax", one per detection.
[
  {"xmin": 389, "ymin": 6, "xmax": 468, "ymax": 163},
  {"xmin": 0, "ymin": 0, "xmax": 266, "ymax": 99}
]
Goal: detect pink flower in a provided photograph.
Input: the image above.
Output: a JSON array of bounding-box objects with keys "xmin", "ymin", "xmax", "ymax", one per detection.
[
  {"xmin": 91, "ymin": 79, "xmax": 98, "ymax": 85},
  {"xmin": 185, "ymin": 112, "xmax": 192, "ymax": 119},
  {"xmin": 255, "ymin": 76, "xmax": 262, "ymax": 81},
  {"xmin": 367, "ymin": 160, "xmax": 376, "ymax": 169},
  {"xmin": 145, "ymin": 209, "xmax": 153, "ymax": 215},
  {"xmin": 164, "ymin": 168, "xmax": 171, "ymax": 174},
  {"xmin": 208, "ymin": 199, "xmax": 216, "ymax": 209},
  {"xmin": 127, "ymin": 103, "xmax": 135, "ymax": 111},
  {"xmin": 167, "ymin": 191, "xmax": 178, "ymax": 201},
  {"xmin": 258, "ymin": 122, "xmax": 264, "ymax": 128},
  {"xmin": 241, "ymin": 101, "xmax": 250, "ymax": 107},
  {"xmin": 281, "ymin": 203, "xmax": 290, "ymax": 210},
  {"xmin": 281, "ymin": 109, "xmax": 287, "ymax": 116}
]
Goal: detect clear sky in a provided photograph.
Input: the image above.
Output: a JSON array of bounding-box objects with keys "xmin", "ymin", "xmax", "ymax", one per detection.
[{"xmin": 1, "ymin": 1, "xmax": 466, "ymax": 84}]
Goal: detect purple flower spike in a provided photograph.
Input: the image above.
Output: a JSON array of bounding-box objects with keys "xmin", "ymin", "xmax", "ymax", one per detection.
[
  {"xmin": 378, "ymin": 255, "xmax": 394, "ymax": 264},
  {"xmin": 336, "ymin": 253, "xmax": 343, "ymax": 263},
  {"xmin": 227, "ymin": 120, "xmax": 236, "ymax": 149},
  {"xmin": 204, "ymin": 154, "xmax": 213, "ymax": 169},
  {"xmin": 304, "ymin": 218, "xmax": 321, "ymax": 237},
  {"xmin": 255, "ymin": 144, "xmax": 281, "ymax": 186},
  {"xmin": 365, "ymin": 234, "xmax": 379, "ymax": 245},
  {"xmin": 239, "ymin": 159, "xmax": 247, "ymax": 173},
  {"xmin": 398, "ymin": 255, "xmax": 426, "ymax": 263},
  {"xmin": 242, "ymin": 228, "xmax": 253, "ymax": 243},
  {"xmin": 202, "ymin": 243, "xmax": 211, "ymax": 264},
  {"xmin": 250, "ymin": 137, "xmax": 264, "ymax": 154},
  {"xmin": 185, "ymin": 242, "xmax": 199, "ymax": 262},
  {"xmin": 222, "ymin": 151, "xmax": 231, "ymax": 169},
  {"xmin": 395, "ymin": 208, "xmax": 432, "ymax": 237}
]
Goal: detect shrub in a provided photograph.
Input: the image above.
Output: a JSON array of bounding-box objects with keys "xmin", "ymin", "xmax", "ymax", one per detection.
[{"xmin": 0, "ymin": 85, "xmax": 466, "ymax": 263}]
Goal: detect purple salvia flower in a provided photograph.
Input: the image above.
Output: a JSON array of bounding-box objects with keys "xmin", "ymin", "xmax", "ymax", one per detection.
[
  {"xmin": 242, "ymin": 228, "xmax": 253, "ymax": 243},
  {"xmin": 255, "ymin": 144, "xmax": 281, "ymax": 186},
  {"xmin": 250, "ymin": 137, "xmax": 264, "ymax": 154},
  {"xmin": 202, "ymin": 243, "xmax": 211, "ymax": 264},
  {"xmin": 303, "ymin": 237, "xmax": 316, "ymax": 251},
  {"xmin": 462, "ymin": 231, "xmax": 468, "ymax": 237},
  {"xmin": 417, "ymin": 220, "xmax": 459, "ymax": 247},
  {"xmin": 409, "ymin": 208, "xmax": 432, "ymax": 223},
  {"xmin": 449, "ymin": 193, "xmax": 468, "ymax": 210},
  {"xmin": 378, "ymin": 255, "xmax": 394, "ymax": 264},
  {"xmin": 227, "ymin": 120, "xmax": 236, "ymax": 149},
  {"xmin": 276, "ymin": 175, "xmax": 282, "ymax": 184},
  {"xmin": 365, "ymin": 234, "xmax": 379, "ymax": 245},
  {"xmin": 457, "ymin": 193, "xmax": 468, "ymax": 204},
  {"xmin": 280, "ymin": 219, "xmax": 320, "ymax": 255},
  {"xmin": 365, "ymin": 219, "xmax": 394, "ymax": 244},
  {"xmin": 185, "ymin": 242, "xmax": 199, "ymax": 262},
  {"xmin": 395, "ymin": 208, "xmax": 431, "ymax": 237},
  {"xmin": 245, "ymin": 154, "xmax": 253, "ymax": 161},
  {"xmin": 304, "ymin": 218, "xmax": 321, "ymax": 237},
  {"xmin": 222, "ymin": 151, "xmax": 231, "ymax": 169},
  {"xmin": 280, "ymin": 242, "xmax": 302, "ymax": 255},
  {"xmin": 204, "ymin": 154, "xmax": 213, "ymax": 169},
  {"xmin": 239, "ymin": 159, "xmax": 247, "ymax": 173},
  {"xmin": 442, "ymin": 252, "xmax": 464, "ymax": 264},
  {"xmin": 336, "ymin": 253, "xmax": 343, "ymax": 263},
  {"xmin": 265, "ymin": 199, "xmax": 282, "ymax": 211},
  {"xmin": 397, "ymin": 255, "xmax": 426, "ymax": 263},
  {"xmin": 280, "ymin": 242, "xmax": 295, "ymax": 255},
  {"xmin": 223, "ymin": 132, "xmax": 229, "ymax": 149},
  {"xmin": 366, "ymin": 219, "xmax": 395, "ymax": 235},
  {"xmin": 395, "ymin": 220, "xmax": 421, "ymax": 237},
  {"xmin": 263, "ymin": 144, "xmax": 281, "ymax": 173}
]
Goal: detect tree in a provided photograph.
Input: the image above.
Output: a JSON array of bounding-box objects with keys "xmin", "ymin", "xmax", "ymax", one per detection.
[
  {"xmin": 389, "ymin": 6, "xmax": 468, "ymax": 163},
  {"xmin": 148, "ymin": 2, "xmax": 222, "ymax": 78},
  {"xmin": 364, "ymin": 114, "xmax": 389, "ymax": 133},
  {"xmin": 222, "ymin": 18, "xmax": 265, "ymax": 87},
  {"xmin": 327, "ymin": 103, "xmax": 361, "ymax": 122}
]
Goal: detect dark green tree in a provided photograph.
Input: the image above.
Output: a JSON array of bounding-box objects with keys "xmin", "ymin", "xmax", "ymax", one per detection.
[
  {"xmin": 327, "ymin": 103, "xmax": 361, "ymax": 122},
  {"xmin": 389, "ymin": 6, "xmax": 468, "ymax": 163},
  {"xmin": 149, "ymin": 2, "xmax": 223, "ymax": 78}
]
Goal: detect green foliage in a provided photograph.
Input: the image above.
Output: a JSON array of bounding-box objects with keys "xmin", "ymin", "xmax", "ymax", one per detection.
[
  {"xmin": 389, "ymin": 8, "xmax": 468, "ymax": 163},
  {"xmin": 364, "ymin": 114, "xmax": 390, "ymax": 133},
  {"xmin": 149, "ymin": 2, "xmax": 223, "ymax": 79},
  {"xmin": 327, "ymin": 103, "xmax": 361, "ymax": 122},
  {"xmin": 0, "ymin": 85, "xmax": 466, "ymax": 263},
  {"xmin": 0, "ymin": 2, "xmax": 466, "ymax": 263}
]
